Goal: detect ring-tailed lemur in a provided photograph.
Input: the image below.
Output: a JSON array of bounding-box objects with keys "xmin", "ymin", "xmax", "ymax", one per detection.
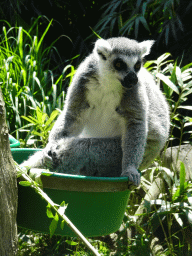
[{"xmin": 20, "ymin": 37, "xmax": 170, "ymax": 187}]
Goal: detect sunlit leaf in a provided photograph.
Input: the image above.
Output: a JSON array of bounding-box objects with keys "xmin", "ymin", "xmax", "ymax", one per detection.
[
  {"xmin": 178, "ymin": 106, "xmax": 192, "ymax": 111},
  {"xmin": 180, "ymin": 162, "xmax": 186, "ymax": 195},
  {"xmin": 46, "ymin": 204, "xmax": 54, "ymax": 218},
  {"xmin": 49, "ymin": 213, "xmax": 59, "ymax": 238},
  {"xmin": 58, "ymin": 201, "xmax": 68, "ymax": 216},
  {"xmin": 173, "ymin": 213, "xmax": 183, "ymax": 227},
  {"xmin": 156, "ymin": 73, "xmax": 179, "ymax": 94},
  {"xmin": 60, "ymin": 220, "xmax": 65, "ymax": 230},
  {"xmin": 65, "ymin": 240, "xmax": 78, "ymax": 246},
  {"xmin": 37, "ymin": 19, "xmax": 53, "ymax": 52},
  {"xmin": 19, "ymin": 181, "xmax": 31, "ymax": 186}
]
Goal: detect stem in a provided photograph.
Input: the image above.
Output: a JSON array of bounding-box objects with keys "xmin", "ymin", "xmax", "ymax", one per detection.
[{"xmin": 20, "ymin": 170, "xmax": 101, "ymax": 256}]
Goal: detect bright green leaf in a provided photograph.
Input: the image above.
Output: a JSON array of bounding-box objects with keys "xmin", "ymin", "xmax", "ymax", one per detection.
[
  {"xmin": 46, "ymin": 205, "xmax": 54, "ymax": 219},
  {"xmin": 37, "ymin": 19, "xmax": 53, "ymax": 52},
  {"xmin": 65, "ymin": 240, "xmax": 78, "ymax": 246},
  {"xmin": 21, "ymin": 115, "xmax": 37, "ymax": 124},
  {"xmin": 60, "ymin": 220, "xmax": 65, "ymax": 230},
  {"xmin": 156, "ymin": 73, "xmax": 179, "ymax": 94},
  {"xmin": 180, "ymin": 162, "xmax": 186, "ymax": 195},
  {"xmin": 19, "ymin": 181, "xmax": 31, "ymax": 187},
  {"xmin": 49, "ymin": 213, "xmax": 59, "ymax": 238}
]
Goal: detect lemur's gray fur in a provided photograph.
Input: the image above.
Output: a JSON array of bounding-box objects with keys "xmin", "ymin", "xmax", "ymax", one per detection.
[{"xmin": 20, "ymin": 37, "xmax": 170, "ymax": 187}]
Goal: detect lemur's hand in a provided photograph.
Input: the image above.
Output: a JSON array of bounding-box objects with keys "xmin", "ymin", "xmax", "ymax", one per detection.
[
  {"xmin": 42, "ymin": 151, "xmax": 53, "ymax": 169},
  {"xmin": 51, "ymin": 144, "xmax": 62, "ymax": 168},
  {"xmin": 121, "ymin": 166, "xmax": 140, "ymax": 190},
  {"xmin": 43, "ymin": 143, "xmax": 58, "ymax": 169}
]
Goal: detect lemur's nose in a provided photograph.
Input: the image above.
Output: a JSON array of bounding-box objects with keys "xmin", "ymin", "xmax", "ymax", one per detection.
[{"xmin": 121, "ymin": 72, "xmax": 138, "ymax": 88}]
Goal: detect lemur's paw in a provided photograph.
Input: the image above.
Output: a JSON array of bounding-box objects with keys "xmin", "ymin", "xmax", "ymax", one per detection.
[
  {"xmin": 42, "ymin": 150, "xmax": 54, "ymax": 169},
  {"xmin": 121, "ymin": 167, "xmax": 140, "ymax": 190}
]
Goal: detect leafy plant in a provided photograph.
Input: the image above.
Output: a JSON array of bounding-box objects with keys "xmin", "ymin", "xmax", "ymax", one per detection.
[
  {"xmin": 150, "ymin": 164, "xmax": 192, "ymax": 255},
  {"xmin": 0, "ymin": 17, "xmax": 73, "ymax": 140},
  {"xmin": 21, "ymin": 107, "xmax": 60, "ymax": 147},
  {"xmin": 144, "ymin": 53, "xmax": 192, "ymax": 145},
  {"xmin": 93, "ymin": 0, "xmax": 187, "ymax": 45}
]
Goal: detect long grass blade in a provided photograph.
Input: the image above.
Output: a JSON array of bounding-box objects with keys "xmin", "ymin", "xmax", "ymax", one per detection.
[
  {"xmin": 17, "ymin": 27, "xmax": 23, "ymax": 60},
  {"xmin": 37, "ymin": 19, "xmax": 53, "ymax": 53},
  {"xmin": 180, "ymin": 162, "xmax": 186, "ymax": 195}
]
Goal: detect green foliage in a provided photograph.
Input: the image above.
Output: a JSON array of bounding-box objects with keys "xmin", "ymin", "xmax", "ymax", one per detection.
[
  {"xmin": 94, "ymin": 0, "xmax": 187, "ymax": 45},
  {"xmin": 46, "ymin": 201, "xmax": 67, "ymax": 238},
  {"xmin": 144, "ymin": 53, "xmax": 192, "ymax": 145},
  {"xmin": 153, "ymin": 165, "xmax": 192, "ymax": 255},
  {"xmin": 120, "ymin": 162, "xmax": 192, "ymax": 255},
  {"xmin": 0, "ymin": 17, "xmax": 74, "ymax": 142},
  {"xmin": 21, "ymin": 107, "xmax": 60, "ymax": 147}
]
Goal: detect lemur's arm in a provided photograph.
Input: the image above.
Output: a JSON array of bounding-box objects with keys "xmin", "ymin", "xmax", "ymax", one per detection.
[
  {"xmin": 119, "ymin": 88, "xmax": 148, "ymax": 186},
  {"xmin": 20, "ymin": 150, "xmax": 53, "ymax": 169},
  {"xmin": 121, "ymin": 119, "xmax": 147, "ymax": 186},
  {"xmin": 49, "ymin": 85, "xmax": 88, "ymax": 143},
  {"xmin": 48, "ymin": 57, "xmax": 95, "ymax": 144}
]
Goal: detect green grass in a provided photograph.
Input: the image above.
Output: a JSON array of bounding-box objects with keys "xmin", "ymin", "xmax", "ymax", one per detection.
[{"xmin": 0, "ymin": 17, "xmax": 75, "ymax": 146}]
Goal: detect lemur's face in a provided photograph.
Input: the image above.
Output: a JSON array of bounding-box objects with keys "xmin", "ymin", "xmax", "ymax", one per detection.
[
  {"xmin": 94, "ymin": 37, "xmax": 154, "ymax": 89},
  {"xmin": 96, "ymin": 51, "xmax": 142, "ymax": 89},
  {"xmin": 111, "ymin": 54, "xmax": 142, "ymax": 89}
]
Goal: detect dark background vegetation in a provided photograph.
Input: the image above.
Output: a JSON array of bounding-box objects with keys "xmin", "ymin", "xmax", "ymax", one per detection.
[{"xmin": 1, "ymin": 0, "xmax": 192, "ymax": 68}]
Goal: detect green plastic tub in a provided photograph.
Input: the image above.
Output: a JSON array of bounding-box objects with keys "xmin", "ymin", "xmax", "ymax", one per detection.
[
  {"xmin": 9, "ymin": 134, "xmax": 20, "ymax": 148},
  {"xmin": 12, "ymin": 148, "xmax": 131, "ymax": 237}
]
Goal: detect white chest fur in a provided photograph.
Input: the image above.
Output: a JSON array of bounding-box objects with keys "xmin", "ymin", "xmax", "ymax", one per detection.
[{"xmin": 80, "ymin": 77, "xmax": 124, "ymax": 138}]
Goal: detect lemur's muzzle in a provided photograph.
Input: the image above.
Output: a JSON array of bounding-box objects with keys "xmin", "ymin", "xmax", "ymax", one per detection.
[{"xmin": 121, "ymin": 72, "xmax": 138, "ymax": 88}]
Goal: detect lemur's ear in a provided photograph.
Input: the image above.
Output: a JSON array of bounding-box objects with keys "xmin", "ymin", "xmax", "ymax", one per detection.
[
  {"xmin": 139, "ymin": 40, "xmax": 155, "ymax": 57},
  {"xmin": 94, "ymin": 39, "xmax": 112, "ymax": 60}
]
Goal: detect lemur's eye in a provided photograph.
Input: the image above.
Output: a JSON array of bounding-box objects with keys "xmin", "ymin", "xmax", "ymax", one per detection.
[
  {"xmin": 134, "ymin": 60, "xmax": 141, "ymax": 72},
  {"xmin": 113, "ymin": 58, "xmax": 127, "ymax": 71}
]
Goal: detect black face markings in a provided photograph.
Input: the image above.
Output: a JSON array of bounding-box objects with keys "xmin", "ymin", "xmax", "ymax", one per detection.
[
  {"xmin": 113, "ymin": 58, "xmax": 127, "ymax": 71},
  {"xmin": 63, "ymin": 131, "xmax": 69, "ymax": 137},
  {"xmin": 121, "ymin": 71, "xmax": 138, "ymax": 89},
  {"xmin": 134, "ymin": 60, "xmax": 142, "ymax": 72},
  {"xmin": 97, "ymin": 50, "xmax": 107, "ymax": 60}
]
